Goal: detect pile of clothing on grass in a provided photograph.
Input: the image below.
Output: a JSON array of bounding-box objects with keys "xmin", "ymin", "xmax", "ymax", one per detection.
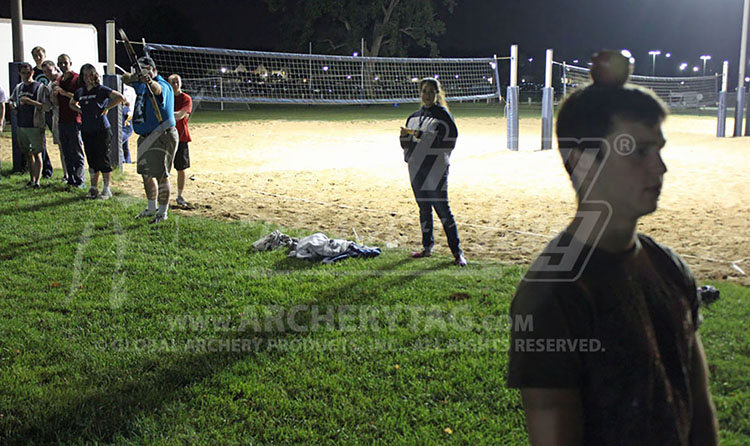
[{"xmin": 253, "ymin": 230, "xmax": 381, "ymax": 264}]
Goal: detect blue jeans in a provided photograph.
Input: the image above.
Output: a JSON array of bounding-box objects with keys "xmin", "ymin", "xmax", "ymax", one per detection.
[
  {"xmin": 410, "ymin": 167, "xmax": 462, "ymax": 257},
  {"xmin": 59, "ymin": 122, "xmax": 85, "ymax": 186}
]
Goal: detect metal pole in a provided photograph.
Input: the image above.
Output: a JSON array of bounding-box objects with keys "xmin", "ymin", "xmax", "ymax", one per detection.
[
  {"xmin": 11, "ymin": 0, "xmax": 24, "ymax": 61},
  {"xmin": 541, "ymin": 49, "xmax": 554, "ymax": 150},
  {"xmin": 734, "ymin": 0, "xmax": 750, "ymax": 136},
  {"xmin": 106, "ymin": 20, "xmax": 116, "ymax": 75},
  {"xmin": 492, "ymin": 54, "xmax": 502, "ymax": 101},
  {"xmin": 562, "ymin": 61, "xmax": 567, "ymax": 98},
  {"xmin": 507, "ymin": 44, "xmax": 519, "ymax": 151},
  {"xmin": 220, "ymin": 78, "xmax": 224, "ymax": 111},
  {"xmin": 361, "ymin": 38, "xmax": 365, "ymax": 96},
  {"xmin": 718, "ymin": 61, "xmax": 729, "ymax": 137}
]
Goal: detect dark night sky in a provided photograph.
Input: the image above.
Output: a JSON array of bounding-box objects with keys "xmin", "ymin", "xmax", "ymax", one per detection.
[{"xmin": 6, "ymin": 0, "xmax": 749, "ymax": 83}]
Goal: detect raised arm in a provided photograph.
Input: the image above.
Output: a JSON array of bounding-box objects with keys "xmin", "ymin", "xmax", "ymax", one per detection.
[{"xmin": 521, "ymin": 388, "xmax": 584, "ymax": 446}]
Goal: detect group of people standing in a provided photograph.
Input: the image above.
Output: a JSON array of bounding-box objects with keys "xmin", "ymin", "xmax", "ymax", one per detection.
[{"xmin": 5, "ymin": 48, "xmax": 193, "ymax": 222}]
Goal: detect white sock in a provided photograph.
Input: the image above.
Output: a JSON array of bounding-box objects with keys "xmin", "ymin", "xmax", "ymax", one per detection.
[
  {"xmin": 158, "ymin": 203, "xmax": 169, "ymax": 216},
  {"xmin": 103, "ymin": 177, "xmax": 110, "ymax": 190},
  {"xmin": 147, "ymin": 200, "xmax": 157, "ymax": 212}
]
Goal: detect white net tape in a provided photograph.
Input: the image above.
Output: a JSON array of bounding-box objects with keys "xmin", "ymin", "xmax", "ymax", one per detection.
[
  {"xmin": 144, "ymin": 43, "xmax": 503, "ymax": 105},
  {"xmin": 556, "ymin": 62, "xmax": 720, "ymax": 110}
]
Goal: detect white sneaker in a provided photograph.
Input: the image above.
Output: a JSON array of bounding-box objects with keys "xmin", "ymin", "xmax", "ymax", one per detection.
[
  {"xmin": 86, "ymin": 187, "xmax": 98, "ymax": 199},
  {"xmin": 98, "ymin": 189, "xmax": 112, "ymax": 200},
  {"xmin": 176, "ymin": 196, "xmax": 189, "ymax": 207},
  {"xmin": 136, "ymin": 208, "xmax": 157, "ymax": 219},
  {"xmin": 150, "ymin": 213, "xmax": 168, "ymax": 224}
]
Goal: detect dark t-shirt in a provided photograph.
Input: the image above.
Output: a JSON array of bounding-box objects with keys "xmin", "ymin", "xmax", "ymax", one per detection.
[
  {"xmin": 33, "ymin": 67, "xmax": 49, "ymax": 86},
  {"xmin": 507, "ymin": 233, "xmax": 701, "ymax": 446},
  {"xmin": 17, "ymin": 81, "xmax": 42, "ymax": 128},
  {"xmin": 74, "ymin": 85, "xmax": 113, "ymax": 133},
  {"xmin": 58, "ymin": 72, "xmax": 82, "ymax": 124}
]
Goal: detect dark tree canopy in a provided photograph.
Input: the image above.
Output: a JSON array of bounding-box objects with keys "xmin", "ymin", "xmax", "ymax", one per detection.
[{"xmin": 265, "ymin": 0, "xmax": 455, "ymax": 57}]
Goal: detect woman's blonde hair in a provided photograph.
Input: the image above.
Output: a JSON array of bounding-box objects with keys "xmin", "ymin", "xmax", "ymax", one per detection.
[{"xmin": 419, "ymin": 77, "xmax": 449, "ymax": 111}]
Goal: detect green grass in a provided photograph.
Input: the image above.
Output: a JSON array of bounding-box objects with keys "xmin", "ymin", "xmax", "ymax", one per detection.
[{"xmin": 0, "ymin": 170, "xmax": 747, "ymax": 445}]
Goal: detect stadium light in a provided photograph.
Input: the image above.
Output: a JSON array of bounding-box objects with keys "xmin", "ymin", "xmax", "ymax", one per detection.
[
  {"xmin": 322, "ymin": 66, "xmax": 329, "ymax": 71},
  {"xmin": 665, "ymin": 52, "xmax": 672, "ymax": 58},
  {"xmin": 528, "ymin": 57, "xmax": 534, "ymax": 62},
  {"xmin": 572, "ymin": 59, "xmax": 579, "ymax": 64},
  {"xmin": 220, "ymin": 67, "xmax": 227, "ymax": 73},
  {"xmin": 700, "ymin": 55, "xmax": 712, "ymax": 75},
  {"xmin": 693, "ymin": 66, "xmax": 700, "ymax": 72},
  {"xmin": 352, "ymin": 52, "xmax": 358, "ymax": 57},
  {"xmin": 679, "ymin": 62, "xmax": 688, "ymax": 71},
  {"xmin": 648, "ymin": 50, "xmax": 662, "ymax": 75},
  {"xmin": 746, "ymin": 76, "xmax": 750, "ymax": 82}
]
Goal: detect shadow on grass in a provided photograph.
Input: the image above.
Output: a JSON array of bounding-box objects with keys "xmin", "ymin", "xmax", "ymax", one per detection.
[
  {"xmin": 0, "ymin": 221, "xmax": 142, "ymax": 261},
  {"xmin": 3, "ymin": 255, "xmax": 468, "ymax": 443}
]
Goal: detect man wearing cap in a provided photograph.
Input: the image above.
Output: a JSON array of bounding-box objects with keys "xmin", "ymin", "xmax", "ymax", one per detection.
[{"xmin": 123, "ymin": 56, "xmax": 178, "ymax": 224}]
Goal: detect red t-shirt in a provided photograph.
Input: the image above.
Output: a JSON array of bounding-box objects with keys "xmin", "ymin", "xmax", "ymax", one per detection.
[
  {"xmin": 174, "ymin": 92, "xmax": 192, "ymax": 142},
  {"xmin": 58, "ymin": 72, "xmax": 82, "ymax": 124}
]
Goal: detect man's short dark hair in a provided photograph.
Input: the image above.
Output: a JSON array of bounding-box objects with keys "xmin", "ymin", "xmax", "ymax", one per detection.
[
  {"xmin": 556, "ymin": 84, "xmax": 669, "ymax": 174},
  {"xmin": 18, "ymin": 62, "xmax": 33, "ymax": 72},
  {"xmin": 58, "ymin": 53, "xmax": 71, "ymax": 62},
  {"xmin": 41, "ymin": 60, "xmax": 56, "ymax": 69},
  {"xmin": 138, "ymin": 56, "xmax": 157, "ymax": 69},
  {"xmin": 31, "ymin": 46, "xmax": 45, "ymax": 56}
]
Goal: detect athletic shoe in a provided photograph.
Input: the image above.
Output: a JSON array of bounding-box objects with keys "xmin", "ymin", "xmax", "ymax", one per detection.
[
  {"xmin": 150, "ymin": 213, "xmax": 168, "ymax": 224},
  {"xmin": 453, "ymin": 254, "xmax": 468, "ymax": 267},
  {"xmin": 135, "ymin": 208, "xmax": 157, "ymax": 219},
  {"xmin": 86, "ymin": 187, "xmax": 99, "ymax": 199},
  {"xmin": 25, "ymin": 181, "xmax": 34, "ymax": 187},
  {"xmin": 176, "ymin": 196, "xmax": 189, "ymax": 207},
  {"xmin": 98, "ymin": 189, "xmax": 112, "ymax": 200},
  {"xmin": 411, "ymin": 249, "xmax": 433, "ymax": 258},
  {"xmin": 32, "ymin": 183, "xmax": 41, "ymax": 189}
]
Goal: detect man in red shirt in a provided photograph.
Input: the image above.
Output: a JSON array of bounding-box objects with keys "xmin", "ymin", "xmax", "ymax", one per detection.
[
  {"xmin": 53, "ymin": 54, "xmax": 86, "ymax": 188},
  {"xmin": 168, "ymin": 74, "xmax": 193, "ymax": 207}
]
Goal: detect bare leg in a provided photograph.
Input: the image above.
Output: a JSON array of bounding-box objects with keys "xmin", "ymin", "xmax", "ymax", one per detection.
[
  {"xmin": 32, "ymin": 153, "xmax": 42, "ymax": 184},
  {"xmin": 142, "ymin": 175, "xmax": 158, "ymax": 200},
  {"xmin": 157, "ymin": 176, "xmax": 170, "ymax": 206},
  {"xmin": 177, "ymin": 170, "xmax": 186, "ymax": 198}
]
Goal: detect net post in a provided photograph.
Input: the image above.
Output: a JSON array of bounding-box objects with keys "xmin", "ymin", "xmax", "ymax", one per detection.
[
  {"xmin": 507, "ymin": 44, "xmax": 519, "ymax": 151},
  {"xmin": 541, "ymin": 49, "xmax": 554, "ymax": 150},
  {"xmin": 717, "ymin": 61, "xmax": 729, "ymax": 137},
  {"xmin": 734, "ymin": 0, "xmax": 749, "ymax": 136},
  {"xmin": 106, "ymin": 20, "xmax": 116, "ymax": 75},
  {"xmin": 492, "ymin": 54, "xmax": 502, "ymax": 102},
  {"xmin": 103, "ymin": 74, "xmax": 124, "ymax": 171},
  {"xmin": 220, "ymin": 78, "xmax": 224, "ymax": 111},
  {"xmin": 562, "ymin": 61, "xmax": 567, "ymax": 98}
]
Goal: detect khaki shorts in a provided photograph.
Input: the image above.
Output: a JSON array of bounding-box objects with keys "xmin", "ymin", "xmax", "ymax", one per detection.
[
  {"xmin": 136, "ymin": 127, "xmax": 179, "ymax": 178},
  {"xmin": 17, "ymin": 127, "xmax": 45, "ymax": 154}
]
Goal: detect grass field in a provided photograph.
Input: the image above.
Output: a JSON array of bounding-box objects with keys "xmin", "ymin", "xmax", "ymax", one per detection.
[{"xmin": 0, "ymin": 167, "xmax": 749, "ymax": 445}]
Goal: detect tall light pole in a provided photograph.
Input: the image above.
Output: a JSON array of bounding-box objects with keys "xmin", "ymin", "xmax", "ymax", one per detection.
[
  {"xmin": 649, "ymin": 50, "xmax": 661, "ymax": 75},
  {"xmin": 700, "ymin": 55, "xmax": 712, "ymax": 75}
]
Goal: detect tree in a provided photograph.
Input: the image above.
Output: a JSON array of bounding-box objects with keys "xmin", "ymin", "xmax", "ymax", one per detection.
[{"xmin": 265, "ymin": 0, "xmax": 455, "ymax": 57}]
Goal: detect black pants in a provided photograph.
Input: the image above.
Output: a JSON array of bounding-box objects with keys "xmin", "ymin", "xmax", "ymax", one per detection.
[
  {"xmin": 41, "ymin": 111, "xmax": 54, "ymax": 178},
  {"xmin": 410, "ymin": 168, "xmax": 462, "ymax": 257}
]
